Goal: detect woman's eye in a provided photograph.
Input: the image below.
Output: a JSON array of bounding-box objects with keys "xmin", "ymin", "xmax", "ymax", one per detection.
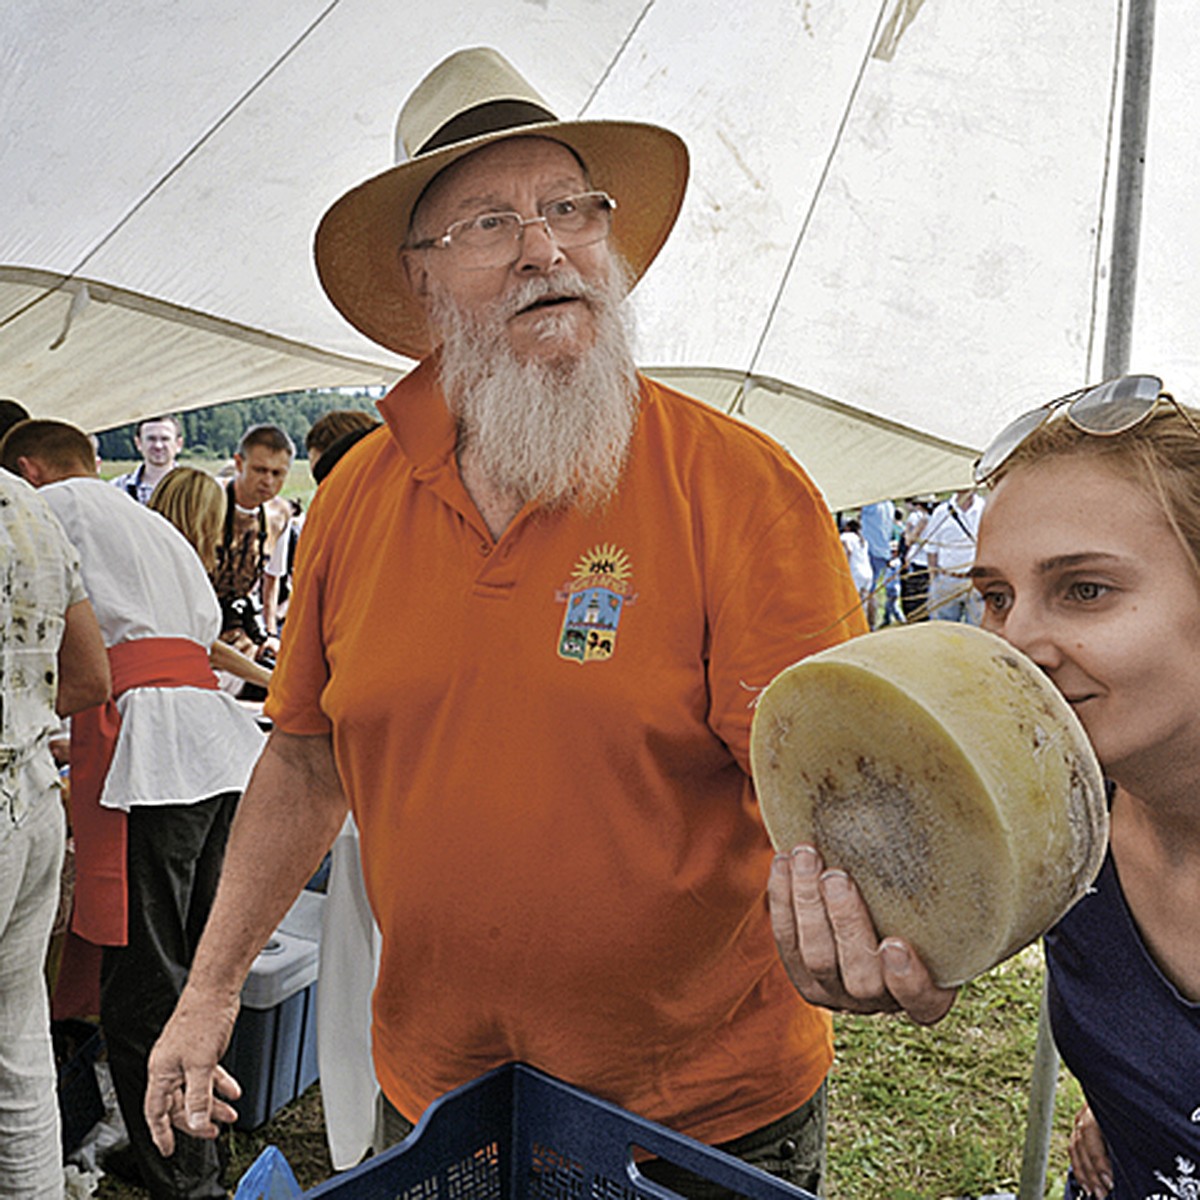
[
  {"xmin": 978, "ymin": 587, "xmax": 1011, "ymax": 614},
  {"xmin": 1067, "ymin": 580, "xmax": 1109, "ymax": 602}
]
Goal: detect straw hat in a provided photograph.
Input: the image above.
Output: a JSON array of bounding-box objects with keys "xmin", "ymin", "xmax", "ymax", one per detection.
[{"xmin": 314, "ymin": 47, "xmax": 689, "ymax": 361}]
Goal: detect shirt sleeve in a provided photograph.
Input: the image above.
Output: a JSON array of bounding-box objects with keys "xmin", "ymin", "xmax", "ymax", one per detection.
[{"xmin": 704, "ymin": 453, "xmax": 868, "ymax": 776}]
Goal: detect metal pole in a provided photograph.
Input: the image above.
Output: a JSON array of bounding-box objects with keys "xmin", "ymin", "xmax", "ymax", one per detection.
[
  {"xmin": 1017, "ymin": 978, "xmax": 1060, "ymax": 1200},
  {"xmin": 1103, "ymin": 0, "xmax": 1157, "ymax": 379},
  {"xmin": 1018, "ymin": 4, "xmax": 1155, "ymax": 1196}
]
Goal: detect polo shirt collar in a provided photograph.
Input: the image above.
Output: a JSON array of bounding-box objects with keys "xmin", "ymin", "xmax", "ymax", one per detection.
[{"xmin": 378, "ymin": 355, "xmax": 457, "ymax": 476}]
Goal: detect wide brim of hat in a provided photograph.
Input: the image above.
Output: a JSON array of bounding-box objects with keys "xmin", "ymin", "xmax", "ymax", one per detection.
[{"xmin": 314, "ymin": 119, "xmax": 689, "ymax": 361}]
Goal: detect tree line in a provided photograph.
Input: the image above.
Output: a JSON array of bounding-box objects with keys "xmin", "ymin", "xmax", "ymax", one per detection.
[{"xmin": 95, "ymin": 388, "xmax": 384, "ymax": 461}]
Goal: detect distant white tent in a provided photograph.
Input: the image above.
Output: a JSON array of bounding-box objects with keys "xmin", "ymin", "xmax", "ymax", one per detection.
[{"xmin": 2, "ymin": 1, "xmax": 1195, "ymax": 508}]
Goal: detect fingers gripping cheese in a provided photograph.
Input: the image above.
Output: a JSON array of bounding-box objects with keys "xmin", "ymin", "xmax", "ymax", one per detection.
[{"xmin": 750, "ymin": 623, "xmax": 1107, "ymax": 986}]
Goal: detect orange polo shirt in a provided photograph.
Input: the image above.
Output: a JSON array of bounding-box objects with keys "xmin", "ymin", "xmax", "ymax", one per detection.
[{"xmin": 266, "ymin": 360, "xmax": 866, "ymax": 1145}]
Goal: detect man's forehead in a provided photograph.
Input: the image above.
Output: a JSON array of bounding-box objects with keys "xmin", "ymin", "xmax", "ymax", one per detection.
[
  {"xmin": 139, "ymin": 420, "xmax": 179, "ymax": 438},
  {"xmin": 241, "ymin": 446, "xmax": 291, "ymax": 469},
  {"xmin": 415, "ymin": 137, "xmax": 587, "ymax": 222}
]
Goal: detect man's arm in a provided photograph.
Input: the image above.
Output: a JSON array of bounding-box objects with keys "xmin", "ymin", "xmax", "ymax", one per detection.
[
  {"xmin": 208, "ymin": 638, "xmax": 272, "ymax": 689},
  {"xmin": 144, "ymin": 729, "xmax": 348, "ymax": 1153},
  {"xmin": 260, "ymin": 500, "xmax": 291, "ymax": 642},
  {"xmin": 260, "ymin": 573, "xmax": 281, "ymax": 647},
  {"xmin": 56, "ymin": 599, "xmax": 111, "ymax": 716}
]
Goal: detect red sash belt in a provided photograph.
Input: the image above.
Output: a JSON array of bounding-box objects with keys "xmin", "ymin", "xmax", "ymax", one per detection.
[{"xmin": 68, "ymin": 637, "xmax": 217, "ymax": 946}]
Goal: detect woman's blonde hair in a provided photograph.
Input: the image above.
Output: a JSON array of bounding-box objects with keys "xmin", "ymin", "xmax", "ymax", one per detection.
[
  {"xmin": 149, "ymin": 466, "xmax": 226, "ymax": 573},
  {"xmin": 991, "ymin": 398, "xmax": 1200, "ymax": 580}
]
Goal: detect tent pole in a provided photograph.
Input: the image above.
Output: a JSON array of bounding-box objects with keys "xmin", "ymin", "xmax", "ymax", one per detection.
[
  {"xmin": 1103, "ymin": 0, "xmax": 1156, "ymax": 379},
  {"xmin": 1017, "ymin": 979, "xmax": 1061, "ymax": 1200},
  {"xmin": 1019, "ymin": 6, "xmax": 1156, "ymax": 1198}
]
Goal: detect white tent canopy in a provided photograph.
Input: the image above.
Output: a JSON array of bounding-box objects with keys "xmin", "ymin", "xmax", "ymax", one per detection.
[{"xmin": 3, "ymin": 0, "xmax": 1195, "ymax": 510}]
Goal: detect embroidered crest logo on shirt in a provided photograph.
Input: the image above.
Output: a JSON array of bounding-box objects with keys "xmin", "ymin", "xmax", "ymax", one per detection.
[{"xmin": 556, "ymin": 544, "xmax": 634, "ymax": 664}]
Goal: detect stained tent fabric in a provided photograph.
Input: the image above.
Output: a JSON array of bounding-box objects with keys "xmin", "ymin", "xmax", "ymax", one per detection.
[{"xmin": 1, "ymin": 1, "xmax": 1194, "ymax": 510}]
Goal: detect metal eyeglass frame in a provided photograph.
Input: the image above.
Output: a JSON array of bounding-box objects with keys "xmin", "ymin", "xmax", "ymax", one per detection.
[{"xmin": 408, "ymin": 191, "xmax": 617, "ymax": 270}]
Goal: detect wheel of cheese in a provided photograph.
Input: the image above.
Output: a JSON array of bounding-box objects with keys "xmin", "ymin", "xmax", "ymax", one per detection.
[{"xmin": 750, "ymin": 623, "xmax": 1108, "ymax": 986}]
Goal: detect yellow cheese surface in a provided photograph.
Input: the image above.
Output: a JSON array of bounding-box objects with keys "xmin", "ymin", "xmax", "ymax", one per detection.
[{"xmin": 750, "ymin": 623, "xmax": 1107, "ymax": 986}]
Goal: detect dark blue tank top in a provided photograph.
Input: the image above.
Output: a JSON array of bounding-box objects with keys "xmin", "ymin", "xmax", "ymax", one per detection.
[{"xmin": 1046, "ymin": 849, "xmax": 1200, "ymax": 1197}]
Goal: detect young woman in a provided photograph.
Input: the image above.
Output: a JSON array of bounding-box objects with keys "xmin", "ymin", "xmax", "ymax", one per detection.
[
  {"xmin": 149, "ymin": 467, "xmax": 272, "ymax": 690},
  {"xmin": 770, "ymin": 375, "xmax": 1200, "ymax": 1197}
]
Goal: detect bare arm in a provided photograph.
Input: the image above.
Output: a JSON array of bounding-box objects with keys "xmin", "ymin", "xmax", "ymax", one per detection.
[
  {"xmin": 259, "ymin": 502, "xmax": 291, "ymax": 640},
  {"xmin": 260, "ymin": 573, "xmax": 280, "ymax": 641},
  {"xmin": 144, "ymin": 729, "xmax": 348, "ymax": 1153},
  {"xmin": 56, "ymin": 599, "xmax": 111, "ymax": 716},
  {"xmin": 208, "ymin": 638, "xmax": 272, "ymax": 689}
]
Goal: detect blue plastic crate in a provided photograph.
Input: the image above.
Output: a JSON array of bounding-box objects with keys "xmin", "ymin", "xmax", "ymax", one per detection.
[{"xmin": 305, "ymin": 1062, "xmax": 817, "ymax": 1199}]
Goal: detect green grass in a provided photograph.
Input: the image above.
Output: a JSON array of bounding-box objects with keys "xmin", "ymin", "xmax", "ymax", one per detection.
[
  {"xmin": 93, "ymin": 1084, "xmax": 332, "ymax": 1198},
  {"xmin": 96, "ymin": 946, "xmax": 1082, "ymax": 1198},
  {"xmin": 827, "ymin": 943, "xmax": 1083, "ymax": 1199}
]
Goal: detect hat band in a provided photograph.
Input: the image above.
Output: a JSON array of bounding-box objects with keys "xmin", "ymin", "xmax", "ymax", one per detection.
[{"xmin": 415, "ymin": 99, "xmax": 559, "ymax": 156}]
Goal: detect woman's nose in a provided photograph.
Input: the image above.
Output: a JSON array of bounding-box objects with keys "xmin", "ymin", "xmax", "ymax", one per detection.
[{"xmin": 996, "ymin": 600, "xmax": 1062, "ymax": 670}]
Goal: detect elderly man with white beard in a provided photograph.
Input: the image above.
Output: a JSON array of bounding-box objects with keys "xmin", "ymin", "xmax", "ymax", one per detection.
[{"xmin": 145, "ymin": 48, "xmax": 865, "ymax": 1197}]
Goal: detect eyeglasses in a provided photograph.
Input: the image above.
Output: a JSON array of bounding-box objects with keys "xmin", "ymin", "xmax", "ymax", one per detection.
[
  {"xmin": 973, "ymin": 374, "xmax": 1200, "ymax": 484},
  {"xmin": 409, "ymin": 191, "xmax": 616, "ymax": 270}
]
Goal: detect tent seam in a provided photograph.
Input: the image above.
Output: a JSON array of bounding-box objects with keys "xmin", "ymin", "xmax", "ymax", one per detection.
[{"xmin": 0, "ymin": 0, "xmax": 343, "ymax": 338}]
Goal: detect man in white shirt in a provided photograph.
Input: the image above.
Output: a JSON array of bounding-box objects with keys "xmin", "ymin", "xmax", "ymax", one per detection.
[
  {"xmin": 3, "ymin": 420, "xmax": 264, "ymax": 1200},
  {"xmin": 110, "ymin": 416, "xmax": 184, "ymax": 506},
  {"xmin": 922, "ymin": 487, "xmax": 986, "ymax": 624},
  {"xmin": 0, "ymin": 469, "xmax": 109, "ymax": 1199}
]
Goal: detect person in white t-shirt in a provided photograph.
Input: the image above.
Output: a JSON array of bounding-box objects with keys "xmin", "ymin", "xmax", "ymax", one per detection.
[
  {"xmin": 839, "ymin": 517, "xmax": 874, "ymax": 616},
  {"xmin": 3, "ymin": 419, "xmax": 265, "ymax": 1200},
  {"xmin": 922, "ymin": 488, "xmax": 986, "ymax": 624}
]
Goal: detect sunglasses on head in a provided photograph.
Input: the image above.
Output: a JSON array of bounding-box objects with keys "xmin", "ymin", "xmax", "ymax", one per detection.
[{"xmin": 973, "ymin": 374, "xmax": 1200, "ymax": 485}]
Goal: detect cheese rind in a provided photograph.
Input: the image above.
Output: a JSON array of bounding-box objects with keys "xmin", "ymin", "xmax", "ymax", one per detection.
[{"xmin": 750, "ymin": 623, "xmax": 1107, "ymax": 986}]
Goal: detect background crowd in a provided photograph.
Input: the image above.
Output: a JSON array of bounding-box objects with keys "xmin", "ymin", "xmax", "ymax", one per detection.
[
  {"xmin": 836, "ymin": 487, "xmax": 986, "ymax": 628},
  {"xmin": 0, "ymin": 400, "xmax": 377, "ymax": 1198}
]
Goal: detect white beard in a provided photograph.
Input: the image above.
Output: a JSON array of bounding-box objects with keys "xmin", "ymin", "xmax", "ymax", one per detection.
[{"xmin": 430, "ymin": 262, "xmax": 640, "ymax": 513}]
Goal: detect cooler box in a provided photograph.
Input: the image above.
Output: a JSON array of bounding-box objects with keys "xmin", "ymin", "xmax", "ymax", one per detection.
[
  {"xmin": 304, "ymin": 1062, "xmax": 818, "ymax": 1199},
  {"xmin": 224, "ymin": 893, "xmax": 323, "ymax": 1130}
]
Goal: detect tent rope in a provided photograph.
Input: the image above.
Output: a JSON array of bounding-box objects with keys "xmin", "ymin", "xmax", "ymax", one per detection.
[
  {"xmin": 730, "ymin": 0, "xmax": 895, "ymax": 415},
  {"xmin": 0, "ymin": 0, "xmax": 344, "ymax": 341}
]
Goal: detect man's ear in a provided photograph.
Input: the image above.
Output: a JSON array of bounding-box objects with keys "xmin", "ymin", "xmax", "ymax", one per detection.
[
  {"xmin": 400, "ymin": 247, "xmax": 430, "ymax": 304},
  {"xmin": 16, "ymin": 455, "xmax": 47, "ymax": 486}
]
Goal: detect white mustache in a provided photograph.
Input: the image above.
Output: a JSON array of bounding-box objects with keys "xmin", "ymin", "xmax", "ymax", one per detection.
[{"xmin": 497, "ymin": 270, "xmax": 605, "ymax": 321}]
